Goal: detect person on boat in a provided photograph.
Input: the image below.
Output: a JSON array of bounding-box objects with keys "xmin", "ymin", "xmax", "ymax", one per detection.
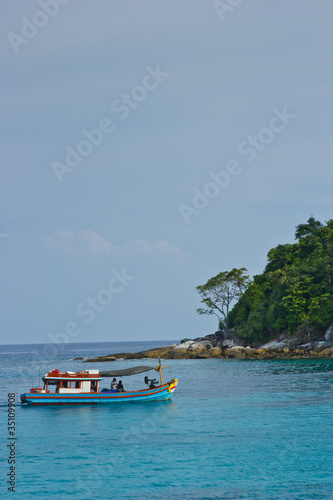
[
  {"xmin": 117, "ymin": 380, "xmax": 124, "ymax": 392},
  {"xmin": 111, "ymin": 378, "xmax": 117, "ymax": 391}
]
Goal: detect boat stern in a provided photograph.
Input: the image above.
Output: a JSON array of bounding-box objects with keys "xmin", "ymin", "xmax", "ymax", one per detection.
[{"xmin": 20, "ymin": 393, "xmax": 28, "ymax": 404}]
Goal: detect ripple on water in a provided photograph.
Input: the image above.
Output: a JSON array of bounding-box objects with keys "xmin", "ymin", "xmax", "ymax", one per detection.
[{"xmin": 0, "ymin": 343, "xmax": 332, "ymax": 499}]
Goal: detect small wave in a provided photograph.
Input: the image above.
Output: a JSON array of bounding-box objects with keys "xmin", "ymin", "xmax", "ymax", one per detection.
[{"xmin": 67, "ymin": 357, "xmax": 89, "ymax": 361}]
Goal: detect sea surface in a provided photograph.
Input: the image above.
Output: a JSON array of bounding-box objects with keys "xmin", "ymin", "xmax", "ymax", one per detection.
[{"xmin": 0, "ymin": 341, "xmax": 333, "ymax": 500}]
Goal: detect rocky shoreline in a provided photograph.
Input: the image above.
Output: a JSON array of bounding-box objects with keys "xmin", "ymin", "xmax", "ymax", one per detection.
[{"xmin": 78, "ymin": 324, "xmax": 333, "ymax": 362}]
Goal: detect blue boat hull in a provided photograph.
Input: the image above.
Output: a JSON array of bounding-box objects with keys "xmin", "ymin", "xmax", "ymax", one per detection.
[{"xmin": 20, "ymin": 381, "xmax": 178, "ymax": 406}]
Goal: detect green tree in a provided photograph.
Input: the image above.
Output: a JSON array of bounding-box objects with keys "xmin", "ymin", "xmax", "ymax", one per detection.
[
  {"xmin": 295, "ymin": 216, "xmax": 323, "ymax": 239},
  {"xmin": 196, "ymin": 268, "xmax": 251, "ymax": 331},
  {"xmin": 228, "ymin": 218, "xmax": 333, "ymax": 342}
]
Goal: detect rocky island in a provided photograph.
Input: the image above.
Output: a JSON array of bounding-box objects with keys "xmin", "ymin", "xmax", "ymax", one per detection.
[
  {"xmin": 78, "ymin": 218, "xmax": 333, "ymax": 364},
  {"xmin": 80, "ymin": 324, "xmax": 333, "ymax": 362}
]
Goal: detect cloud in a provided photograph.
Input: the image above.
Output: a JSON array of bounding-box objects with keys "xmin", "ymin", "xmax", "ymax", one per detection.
[
  {"xmin": 45, "ymin": 231, "xmax": 185, "ymax": 259},
  {"xmin": 77, "ymin": 229, "xmax": 111, "ymax": 254},
  {"xmin": 44, "ymin": 229, "xmax": 111, "ymax": 254},
  {"xmin": 131, "ymin": 239, "xmax": 185, "ymax": 257},
  {"xmin": 44, "ymin": 229, "xmax": 75, "ymax": 252}
]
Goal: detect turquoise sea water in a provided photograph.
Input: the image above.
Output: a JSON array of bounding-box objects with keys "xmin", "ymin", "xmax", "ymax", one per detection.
[{"xmin": 1, "ymin": 341, "xmax": 333, "ymax": 499}]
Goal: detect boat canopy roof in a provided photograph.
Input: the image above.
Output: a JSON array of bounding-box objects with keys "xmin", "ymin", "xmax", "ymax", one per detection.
[
  {"xmin": 42, "ymin": 369, "xmax": 102, "ymax": 381},
  {"xmin": 100, "ymin": 366, "xmax": 156, "ymax": 377}
]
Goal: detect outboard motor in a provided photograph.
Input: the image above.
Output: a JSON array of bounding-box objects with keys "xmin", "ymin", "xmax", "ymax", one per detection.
[{"xmin": 144, "ymin": 375, "xmax": 158, "ymax": 388}]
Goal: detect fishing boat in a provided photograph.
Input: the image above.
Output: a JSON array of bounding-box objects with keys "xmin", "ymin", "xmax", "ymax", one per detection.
[{"xmin": 20, "ymin": 361, "xmax": 178, "ymax": 406}]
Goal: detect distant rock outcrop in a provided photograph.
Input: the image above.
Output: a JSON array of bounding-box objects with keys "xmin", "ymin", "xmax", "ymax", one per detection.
[{"xmin": 80, "ymin": 328, "xmax": 333, "ymax": 362}]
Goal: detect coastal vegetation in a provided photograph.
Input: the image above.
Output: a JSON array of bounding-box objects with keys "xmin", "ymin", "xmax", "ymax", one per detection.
[
  {"xmin": 80, "ymin": 217, "xmax": 333, "ymax": 363},
  {"xmin": 196, "ymin": 268, "xmax": 251, "ymax": 332},
  {"xmin": 197, "ymin": 218, "xmax": 333, "ymax": 344}
]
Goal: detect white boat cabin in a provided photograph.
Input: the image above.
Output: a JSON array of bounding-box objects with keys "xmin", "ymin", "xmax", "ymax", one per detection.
[{"xmin": 39, "ymin": 369, "xmax": 102, "ymax": 394}]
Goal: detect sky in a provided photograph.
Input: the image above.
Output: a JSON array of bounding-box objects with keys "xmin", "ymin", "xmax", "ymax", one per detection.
[{"xmin": 0, "ymin": 0, "xmax": 332, "ymax": 345}]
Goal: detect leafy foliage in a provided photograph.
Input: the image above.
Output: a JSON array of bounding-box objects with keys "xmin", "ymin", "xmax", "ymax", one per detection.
[
  {"xmin": 196, "ymin": 268, "xmax": 251, "ymax": 331},
  {"xmin": 227, "ymin": 218, "xmax": 333, "ymax": 343}
]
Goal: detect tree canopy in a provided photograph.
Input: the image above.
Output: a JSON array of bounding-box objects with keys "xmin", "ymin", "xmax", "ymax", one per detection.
[
  {"xmin": 227, "ymin": 218, "xmax": 333, "ymax": 342},
  {"xmin": 196, "ymin": 268, "xmax": 251, "ymax": 331},
  {"xmin": 197, "ymin": 218, "xmax": 333, "ymax": 343}
]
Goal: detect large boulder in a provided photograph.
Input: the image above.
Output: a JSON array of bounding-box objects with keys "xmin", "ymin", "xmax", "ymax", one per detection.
[
  {"xmin": 214, "ymin": 329, "xmax": 245, "ymax": 348},
  {"xmin": 226, "ymin": 346, "xmax": 246, "ymax": 359},
  {"xmin": 91, "ymin": 344, "xmax": 178, "ymax": 361},
  {"xmin": 324, "ymin": 324, "xmax": 333, "ymax": 346},
  {"xmin": 195, "ymin": 352, "xmax": 211, "ymax": 359},
  {"xmin": 227, "ymin": 350, "xmax": 246, "ymax": 359},
  {"xmin": 243, "ymin": 347, "xmax": 256, "ymax": 355},
  {"xmin": 84, "ymin": 355, "xmax": 116, "ymax": 362},
  {"xmin": 170, "ymin": 352, "xmax": 191, "ymax": 359},
  {"xmin": 188, "ymin": 342, "xmax": 206, "ymax": 353},
  {"xmin": 321, "ymin": 347, "xmax": 333, "ymax": 357},
  {"xmin": 208, "ymin": 347, "xmax": 222, "ymax": 356},
  {"xmin": 298, "ymin": 343, "xmax": 313, "ymax": 351},
  {"xmin": 259, "ymin": 334, "xmax": 303, "ymax": 351},
  {"xmin": 218, "ymin": 339, "xmax": 234, "ymax": 348},
  {"xmin": 201, "ymin": 341, "xmax": 214, "ymax": 349},
  {"xmin": 192, "ymin": 332, "xmax": 224, "ymax": 347},
  {"xmin": 173, "ymin": 341, "xmax": 195, "ymax": 351},
  {"xmin": 259, "ymin": 339, "xmax": 277, "ymax": 349},
  {"xmin": 217, "ymin": 338, "xmax": 245, "ymax": 348},
  {"xmin": 250, "ymin": 348, "xmax": 269, "ymax": 358},
  {"xmin": 138, "ymin": 345, "xmax": 177, "ymax": 358},
  {"xmin": 259, "ymin": 339, "xmax": 291, "ymax": 350}
]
